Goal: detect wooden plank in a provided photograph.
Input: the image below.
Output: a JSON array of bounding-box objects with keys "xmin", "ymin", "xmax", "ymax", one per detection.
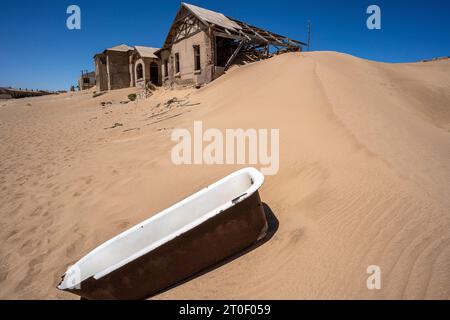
[
  {"xmin": 259, "ymin": 30, "xmax": 284, "ymax": 45},
  {"xmin": 239, "ymin": 30, "xmax": 252, "ymax": 41},
  {"xmin": 225, "ymin": 40, "xmax": 246, "ymax": 70},
  {"xmin": 290, "ymin": 39, "xmax": 307, "ymax": 45},
  {"xmin": 239, "ymin": 22, "xmax": 269, "ymax": 43},
  {"xmin": 231, "ymin": 17, "xmax": 305, "ymax": 47}
]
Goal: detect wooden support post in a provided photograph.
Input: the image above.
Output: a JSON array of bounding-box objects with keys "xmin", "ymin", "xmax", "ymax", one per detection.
[
  {"xmin": 209, "ymin": 26, "xmax": 215, "ymax": 82},
  {"xmin": 224, "ymin": 40, "xmax": 245, "ymax": 70}
]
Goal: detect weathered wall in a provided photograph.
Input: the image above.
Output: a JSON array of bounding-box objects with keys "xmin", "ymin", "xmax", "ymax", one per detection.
[
  {"xmin": 95, "ymin": 55, "xmax": 108, "ymax": 92},
  {"xmin": 160, "ymin": 49, "xmax": 171, "ymax": 84},
  {"xmin": 129, "ymin": 54, "xmax": 135, "ymax": 87},
  {"xmin": 164, "ymin": 30, "xmax": 214, "ymax": 87},
  {"xmin": 106, "ymin": 51, "xmax": 131, "ymax": 90},
  {"xmin": 95, "ymin": 49, "xmax": 162, "ymax": 91}
]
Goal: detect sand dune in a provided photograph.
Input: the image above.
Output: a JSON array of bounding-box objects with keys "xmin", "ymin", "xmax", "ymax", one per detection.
[{"xmin": 0, "ymin": 51, "xmax": 449, "ymax": 299}]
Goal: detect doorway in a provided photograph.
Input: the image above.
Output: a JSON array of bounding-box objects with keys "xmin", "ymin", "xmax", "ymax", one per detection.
[
  {"xmin": 215, "ymin": 36, "xmax": 239, "ymax": 67},
  {"xmin": 150, "ymin": 62, "xmax": 159, "ymax": 85}
]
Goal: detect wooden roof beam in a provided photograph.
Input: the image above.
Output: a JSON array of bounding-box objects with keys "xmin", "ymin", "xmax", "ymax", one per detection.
[
  {"xmin": 289, "ymin": 39, "xmax": 307, "ymax": 45},
  {"xmin": 225, "ymin": 40, "xmax": 246, "ymax": 70},
  {"xmin": 213, "ymin": 30, "xmax": 244, "ymax": 41},
  {"xmin": 257, "ymin": 30, "xmax": 284, "ymax": 45},
  {"xmin": 239, "ymin": 22, "xmax": 269, "ymax": 43},
  {"xmin": 239, "ymin": 30, "xmax": 252, "ymax": 41},
  {"xmin": 232, "ymin": 17, "xmax": 305, "ymax": 46}
]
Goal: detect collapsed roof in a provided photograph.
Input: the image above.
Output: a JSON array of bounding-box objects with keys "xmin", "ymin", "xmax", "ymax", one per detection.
[{"xmin": 162, "ymin": 2, "xmax": 306, "ymax": 49}]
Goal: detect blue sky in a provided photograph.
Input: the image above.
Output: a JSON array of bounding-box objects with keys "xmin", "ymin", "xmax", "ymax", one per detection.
[{"xmin": 0, "ymin": 0, "xmax": 449, "ymax": 91}]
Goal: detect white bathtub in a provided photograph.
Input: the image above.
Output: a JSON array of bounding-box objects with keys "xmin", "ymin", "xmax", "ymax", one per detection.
[{"xmin": 58, "ymin": 167, "xmax": 267, "ymax": 299}]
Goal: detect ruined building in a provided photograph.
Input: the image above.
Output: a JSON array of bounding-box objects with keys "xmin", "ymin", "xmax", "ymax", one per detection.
[
  {"xmin": 0, "ymin": 87, "xmax": 55, "ymax": 99},
  {"xmin": 157, "ymin": 2, "xmax": 305, "ymax": 87},
  {"xmin": 94, "ymin": 45, "xmax": 160, "ymax": 91},
  {"xmin": 77, "ymin": 70, "xmax": 96, "ymax": 91},
  {"xmin": 93, "ymin": 2, "xmax": 305, "ymax": 91}
]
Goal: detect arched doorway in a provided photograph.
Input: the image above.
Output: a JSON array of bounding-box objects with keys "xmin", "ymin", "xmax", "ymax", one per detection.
[
  {"xmin": 136, "ymin": 63, "xmax": 143, "ymax": 81},
  {"xmin": 150, "ymin": 62, "xmax": 159, "ymax": 85}
]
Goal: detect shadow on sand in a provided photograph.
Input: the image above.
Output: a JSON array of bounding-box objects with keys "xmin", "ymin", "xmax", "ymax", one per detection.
[{"xmin": 147, "ymin": 203, "xmax": 279, "ymax": 299}]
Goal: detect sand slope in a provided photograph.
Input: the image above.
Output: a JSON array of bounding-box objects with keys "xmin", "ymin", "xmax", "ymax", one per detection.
[{"xmin": 0, "ymin": 52, "xmax": 449, "ymax": 299}]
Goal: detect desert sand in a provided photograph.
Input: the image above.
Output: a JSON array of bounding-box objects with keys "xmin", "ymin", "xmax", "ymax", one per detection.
[{"xmin": 0, "ymin": 51, "xmax": 449, "ymax": 299}]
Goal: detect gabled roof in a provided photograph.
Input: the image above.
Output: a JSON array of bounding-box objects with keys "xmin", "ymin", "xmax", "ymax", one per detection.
[
  {"xmin": 182, "ymin": 2, "xmax": 241, "ymax": 31},
  {"xmin": 95, "ymin": 45, "xmax": 160, "ymax": 59},
  {"xmin": 107, "ymin": 44, "xmax": 134, "ymax": 52},
  {"xmin": 134, "ymin": 46, "xmax": 160, "ymax": 59}
]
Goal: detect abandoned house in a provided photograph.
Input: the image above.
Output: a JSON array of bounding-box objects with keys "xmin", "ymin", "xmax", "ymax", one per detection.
[
  {"xmin": 94, "ymin": 45, "xmax": 160, "ymax": 91},
  {"xmin": 92, "ymin": 2, "xmax": 305, "ymax": 91},
  {"xmin": 157, "ymin": 2, "xmax": 306, "ymax": 87},
  {"xmin": 77, "ymin": 70, "xmax": 96, "ymax": 91}
]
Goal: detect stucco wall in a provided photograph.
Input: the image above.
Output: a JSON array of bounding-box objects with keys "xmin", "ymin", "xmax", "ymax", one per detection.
[
  {"xmin": 106, "ymin": 51, "xmax": 131, "ymax": 90},
  {"xmin": 163, "ymin": 30, "xmax": 214, "ymax": 86},
  {"xmin": 95, "ymin": 49, "xmax": 162, "ymax": 91},
  {"xmin": 95, "ymin": 55, "xmax": 108, "ymax": 92},
  {"xmin": 160, "ymin": 49, "xmax": 171, "ymax": 83}
]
